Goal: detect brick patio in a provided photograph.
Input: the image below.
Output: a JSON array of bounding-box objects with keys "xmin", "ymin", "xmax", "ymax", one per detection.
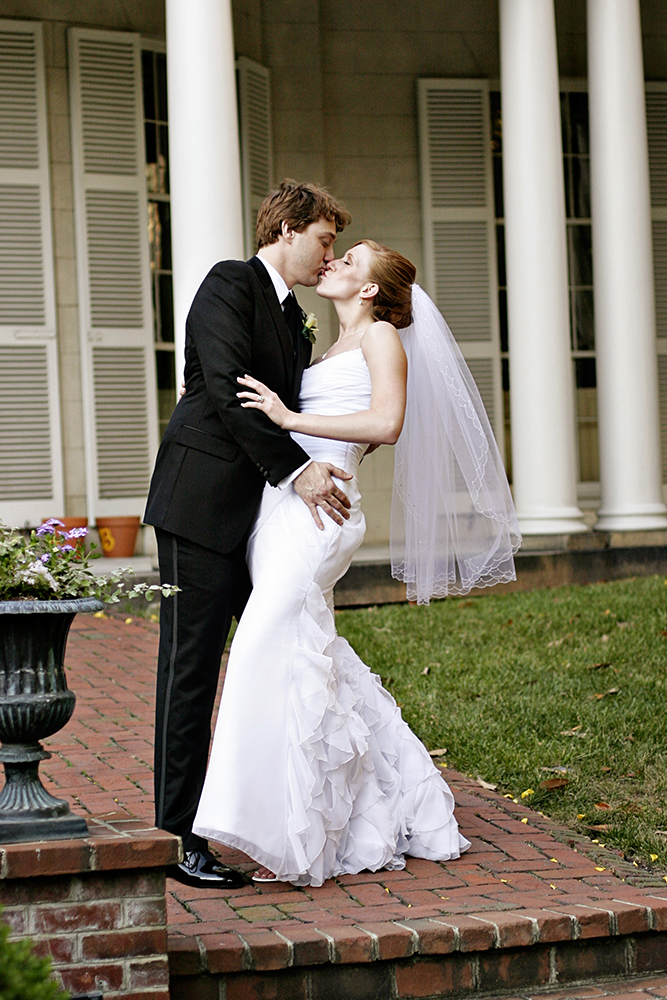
[{"xmin": 34, "ymin": 612, "xmax": 667, "ymax": 998}]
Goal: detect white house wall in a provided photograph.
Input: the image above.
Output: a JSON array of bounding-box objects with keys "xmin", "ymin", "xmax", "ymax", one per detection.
[{"xmin": 1, "ymin": 0, "xmax": 667, "ymax": 545}]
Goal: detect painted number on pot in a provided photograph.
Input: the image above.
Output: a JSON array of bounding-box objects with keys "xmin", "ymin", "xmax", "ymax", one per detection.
[{"xmin": 99, "ymin": 528, "xmax": 116, "ymax": 553}]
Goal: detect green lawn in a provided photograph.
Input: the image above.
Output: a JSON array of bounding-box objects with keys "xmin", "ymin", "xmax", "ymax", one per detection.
[{"xmin": 335, "ymin": 575, "xmax": 667, "ymax": 870}]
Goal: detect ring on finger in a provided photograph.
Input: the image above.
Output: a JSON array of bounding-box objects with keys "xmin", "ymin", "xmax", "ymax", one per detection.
[{"xmin": 258, "ymin": 395, "xmax": 264, "ymax": 402}]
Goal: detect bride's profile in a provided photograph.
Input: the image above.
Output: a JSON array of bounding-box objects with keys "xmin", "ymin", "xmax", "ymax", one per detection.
[{"xmin": 192, "ymin": 239, "xmax": 521, "ymax": 886}]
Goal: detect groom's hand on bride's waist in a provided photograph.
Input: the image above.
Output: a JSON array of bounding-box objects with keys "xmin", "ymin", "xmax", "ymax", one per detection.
[{"xmin": 293, "ymin": 462, "xmax": 352, "ymax": 530}]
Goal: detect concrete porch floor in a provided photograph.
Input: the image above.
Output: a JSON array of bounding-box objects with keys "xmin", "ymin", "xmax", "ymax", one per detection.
[{"xmin": 32, "ymin": 613, "xmax": 667, "ymax": 998}]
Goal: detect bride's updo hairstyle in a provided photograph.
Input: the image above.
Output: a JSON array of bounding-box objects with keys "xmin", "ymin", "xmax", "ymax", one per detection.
[{"xmin": 358, "ymin": 240, "xmax": 416, "ymax": 330}]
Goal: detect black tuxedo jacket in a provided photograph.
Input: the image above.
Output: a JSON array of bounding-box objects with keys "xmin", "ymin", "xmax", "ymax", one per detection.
[{"xmin": 144, "ymin": 256, "xmax": 312, "ymax": 553}]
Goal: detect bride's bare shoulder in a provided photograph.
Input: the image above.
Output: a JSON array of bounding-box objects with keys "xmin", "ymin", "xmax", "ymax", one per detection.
[
  {"xmin": 361, "ymin": 321, "xmax": 402, "ymax": 351},
  {"xmin": 362, "ymin": 320, "xmax": 398, "ymax": 343}
]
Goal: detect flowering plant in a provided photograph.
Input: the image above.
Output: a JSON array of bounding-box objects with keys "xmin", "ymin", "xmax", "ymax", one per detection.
[
  {"xmin": 0, "ymin": 520, "xmax": 178, "ymax": 604},
  {"xmin": 301, "ymin": 312, "xmax": 319, "ymax": 343}
]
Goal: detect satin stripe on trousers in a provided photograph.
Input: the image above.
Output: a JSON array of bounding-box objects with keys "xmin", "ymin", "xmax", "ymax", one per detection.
[{"xmin": 154, "ymin": 528, "xmax": 250, "ymax": 852}]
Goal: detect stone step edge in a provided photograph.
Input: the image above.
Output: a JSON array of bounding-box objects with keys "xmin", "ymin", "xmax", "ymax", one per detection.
[{"xmin": 168, "ymin": 895, "xmax": 667, "ymax": 975}]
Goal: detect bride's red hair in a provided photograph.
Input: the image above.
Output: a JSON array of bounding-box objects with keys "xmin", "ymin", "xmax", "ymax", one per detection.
[{"xmin": 356, "ymin": 240, "xmax": 416, "ymax": 330}]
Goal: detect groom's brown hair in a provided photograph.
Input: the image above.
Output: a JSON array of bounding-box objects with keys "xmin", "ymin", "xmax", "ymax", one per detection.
[{"xmin": 255, "ymin": 179, "xmax": 351, "ymax": 250}]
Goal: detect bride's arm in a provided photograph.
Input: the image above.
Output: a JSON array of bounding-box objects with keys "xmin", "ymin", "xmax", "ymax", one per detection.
[{"xmin": 237, "ymin": 322, "xmax": 407, "ymax": 446}]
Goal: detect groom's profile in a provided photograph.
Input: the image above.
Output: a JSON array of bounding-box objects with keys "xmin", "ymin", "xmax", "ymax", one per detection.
[{"xmin": 144, "ymin": 180, "xmax": 352, "ymax": 887}]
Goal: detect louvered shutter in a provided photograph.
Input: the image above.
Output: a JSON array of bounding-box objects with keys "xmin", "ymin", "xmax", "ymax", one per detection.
[
  {"xmin": 236, "ymin": 57, "xmax": 273, "ymax": 257},
  {"xmin": 68, "ymin": 28, "xmax": 158, "ymax": 519},
  {"xmin": 647, "ymin": 84, "xmax": 667, "ymax": 482},
  {"xmin": 0, "ymin": 20, "xmax": 63, "ymax": 527},
  {"xmin": 418, "ymin": 79, "xmax": 504, "ymax": 453}
]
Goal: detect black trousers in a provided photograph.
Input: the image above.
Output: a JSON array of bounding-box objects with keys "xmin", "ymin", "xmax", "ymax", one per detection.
[{"xmin": 154, "ymin": 528, "xmax": 251, "ymax": 852}]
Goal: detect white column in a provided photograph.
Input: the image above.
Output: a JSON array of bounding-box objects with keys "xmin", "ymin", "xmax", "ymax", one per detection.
[
  {"xmin": 500, "ymin": 0, "xmax": 587, "ymax": 535},
  {"xmin": 165, "ymin": 0, "xmax": 245, "ymax": 386},
  {"xmin": 588, "ymin": 0, "xmax": 667, "ymax": 531}
]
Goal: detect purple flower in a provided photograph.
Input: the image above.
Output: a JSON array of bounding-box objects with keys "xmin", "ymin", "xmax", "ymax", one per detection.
[
  {"xmin": 58, "ymin": 544, "xmax": 75, "ymax": 553},
  {"xmin": 66, "ymin": 527, "xmax": 88, "ymax": 539},
  {"xmin": 40, "ymin": 553, "xmax": 51, "ymax": 563},
  {"xmin": 36, "ymin": 519, "xmax": 64, "ymax": 536}
]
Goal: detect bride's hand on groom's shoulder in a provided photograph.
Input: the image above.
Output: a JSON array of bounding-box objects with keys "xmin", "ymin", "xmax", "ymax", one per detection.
[{"xmin": 236, "ymin": 374, "xmax": 292, "ymax": 428}]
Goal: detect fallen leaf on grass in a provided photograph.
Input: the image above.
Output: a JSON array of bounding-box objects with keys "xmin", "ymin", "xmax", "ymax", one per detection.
[
  {"xmin": 521, "ymin": 788, "xmax": 535, "ymax": 798},
  {"xmin": 561, "ymin": 727, "xmax": 588, "ymax": 737},
  {"xmin": 421, "ymin": 666, "xmax": 430, "ymax": 675},
  {"xmin": 595, "ymin": 802, "xmax": 611, "ymax": 810},
  {"xmin": 428, "ymin": 748, "xmax": 447, "ymax": 757},
  {"xmin": 540, "ymin": 778, "xmax": 569, "ymax": 791},
  {"xmin": 592, "ymin": 688, "xmax": 620, "ymax": 700},
  {"xmin": 601, "ymin": 766, "xmax": 611, "ymax": 772},
  {"xmin": 585, "ymin": 824, "xmax": 611, "ymax": 832},
  {"xmin": 547, "ymin": 633, "xmax": 573, "ymax": 648},
  {"xmin": 620, "ymin": 802, "xmax": 643, "ymax": 815},
  {"xmin": 587, "ymin": 661, "xmax": 611, "ymax": 671},
  {"xmin": 476, "ymin": 777, "xmax": 497, "ymax": 790}
]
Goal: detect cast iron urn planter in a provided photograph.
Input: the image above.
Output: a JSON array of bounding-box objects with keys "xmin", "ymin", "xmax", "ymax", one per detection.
[{"xmin": 0, "ymin": 597, "xmax": 103, "ymax": 843}]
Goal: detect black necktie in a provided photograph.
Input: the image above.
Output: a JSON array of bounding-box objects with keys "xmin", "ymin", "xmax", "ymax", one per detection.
[{"xmin": 283, "ymin": 292, "xmax": 301, "ymax": 353}]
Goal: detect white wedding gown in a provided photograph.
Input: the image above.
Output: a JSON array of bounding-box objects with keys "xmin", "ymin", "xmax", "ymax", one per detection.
[{"xmin": 193, "ymin": 348, "xmax": 470, "ymax": 885}]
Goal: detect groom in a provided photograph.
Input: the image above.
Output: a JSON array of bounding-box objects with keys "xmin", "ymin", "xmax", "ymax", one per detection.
[{"xmin": 144, "ymin": 180, "xmax": 352, "ymax": 888}]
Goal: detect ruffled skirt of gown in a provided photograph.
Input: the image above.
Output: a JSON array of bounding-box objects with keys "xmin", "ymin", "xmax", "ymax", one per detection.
[{"xmin": 193, "ymin": 477, "xmax": 470, "ymax": 886}]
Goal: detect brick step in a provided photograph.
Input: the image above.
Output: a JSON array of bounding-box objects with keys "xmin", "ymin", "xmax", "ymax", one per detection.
[{"xmin": 168, "ymin": 901, "xmax": 667, "ymax": 1000}]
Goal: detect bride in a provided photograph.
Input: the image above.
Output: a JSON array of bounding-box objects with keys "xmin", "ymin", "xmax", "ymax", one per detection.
[{"xmin": 192, "ymin": 240, "xmax": 520, "ymax": 886}]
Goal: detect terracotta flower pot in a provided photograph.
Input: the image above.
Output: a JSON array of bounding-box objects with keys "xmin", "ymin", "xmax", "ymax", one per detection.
[
  {"xmin": 95, "ymin": 517, "xmax": 141, "ymax": 558},
  {"xmin": 41, "ymin": 517, "xmax": 88, "ymax": 552}
]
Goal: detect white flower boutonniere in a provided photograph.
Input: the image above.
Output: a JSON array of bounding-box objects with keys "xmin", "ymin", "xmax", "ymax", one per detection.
[{"xmin": 301, "ymin": 312, "xmax": 319, "ymax": 344}]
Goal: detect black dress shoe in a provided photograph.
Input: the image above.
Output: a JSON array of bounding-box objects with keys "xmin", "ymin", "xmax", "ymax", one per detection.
[{"xmin": 168, "ymin": 849, "xmax": 246, "ymax": 889}]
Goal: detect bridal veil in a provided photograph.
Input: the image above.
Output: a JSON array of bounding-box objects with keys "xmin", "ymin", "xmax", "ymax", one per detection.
[{"xmin": 390, "ymin": 284, "xmax": 521, "ymax": 604}]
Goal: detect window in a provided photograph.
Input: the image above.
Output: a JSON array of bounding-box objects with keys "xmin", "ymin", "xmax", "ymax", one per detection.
[{"xmin": 141, "ymin": 46, "xmax": 175, "ymax": 439}]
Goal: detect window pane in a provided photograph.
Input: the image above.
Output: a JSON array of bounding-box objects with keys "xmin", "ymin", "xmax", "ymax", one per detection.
[
  {"xmin": 560, "ymin": 92, "xmax": 571, "ymax": 154},
  {"xmin": 490, "ymin": 91, "xmax": 502, "ymax": 155},
  {"xmin": 571, "ymin": 288, "xmax": 595, "ymax": 352},
  {"xmin": 145, "ymin": 124, "xmax": 158, "ymax": 190},
  {"xmin": 568, "ymin": 93, "xmax": 589, "ymax": 155},
  {"xmin": 570, "ymin": 156, "xmax": 590, "ymax": 219},
  {"xmin": 142, "ymin": 50, "xmax": 155, "ymax": 120},
  {"xmin": 493, "ymin": 156, "xmax": 504, "ymax": 219},
  {"xmin": 498, "ymin": 289, "xmax": 508, "ymax": 353},
  {"xmin": 496, "ymin": 223, "xmax": 506, "ymax": 286},
  {"xmin": 156, "ymin": 52, "xmax": 168, "ymax": 122},
  {"xmin": 575, "ymin": 357, "xmax": 596, "ymax": 389},
  {"xmin": 568, "ymin": 223, "xmax": 593, "ymax": 286},
  {"xmin": 158, "ymin": 124, "xmax": 170, "ymax": 193},
  {"xmin": 147, "ymin": 201, "xmax": 162, "ymax": 271},
  {"xmin": 156, "ymin": 349, "xmax": 176, "ymax": 437},
  {"xmin": 159, "ymin": 273, "xmax": 174, "ymax": 343},
  {"xmin": 575, "ymin": 357, "xmax": 598, "ymax": 482},
  {"xmin": 501, "ymin": 356, "xmax": 510, "ymax": 392},
  {"xmin": 158, "ymin": 201, "xmax": 172, "ymax": 271}
]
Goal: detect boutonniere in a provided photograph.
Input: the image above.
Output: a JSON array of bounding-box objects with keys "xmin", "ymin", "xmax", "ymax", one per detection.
[{"xmin": 301, "ymin": 312, "xmax": 318, "ymax": 344}]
